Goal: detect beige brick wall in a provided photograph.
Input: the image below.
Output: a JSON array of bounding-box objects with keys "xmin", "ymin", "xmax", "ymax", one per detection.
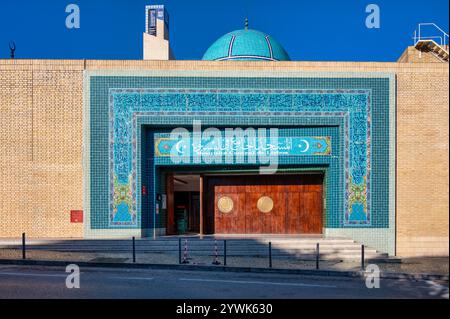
[
  {"xmin": 396, "ymin": 71, "xmax": 449, "ymax": 256},
  {"xmin": 397, "ymin": 46, "xmax": 445, "ymax": 63},
  {"xmin": 0, "ymin": 59, "xmax": 448, "ymax": 257},
  {"xmin": 0, "ymin": 60, "xmax": 84, "ymax": 238}
]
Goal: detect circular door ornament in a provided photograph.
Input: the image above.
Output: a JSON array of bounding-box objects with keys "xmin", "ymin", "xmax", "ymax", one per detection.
[
  {"xmin": 257, "ymin": 196, "xmax": 274, "ymax": 213},
  {"xmin": 217, "ymin": 196, "xmax": 234, "ymax": 214}
]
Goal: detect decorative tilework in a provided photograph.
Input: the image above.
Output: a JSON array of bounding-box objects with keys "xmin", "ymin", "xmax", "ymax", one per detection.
[
  {"xmin": 84, "ymin": 73, "xmax": 393, "ymax": 251},
  {"xmin": 109, "ymin": 89, "xmax": 371, "ymax": 227}
]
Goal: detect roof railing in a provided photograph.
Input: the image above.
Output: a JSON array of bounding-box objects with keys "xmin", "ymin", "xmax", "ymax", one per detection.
[{"xmin": 413, "ymin": 23, "xmax": 449, "ymax": 47}]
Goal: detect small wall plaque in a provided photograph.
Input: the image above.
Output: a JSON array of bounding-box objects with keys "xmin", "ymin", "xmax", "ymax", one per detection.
[{"xmin": 70, "ymin": 210, "xmax": 83, "ymax": 223}]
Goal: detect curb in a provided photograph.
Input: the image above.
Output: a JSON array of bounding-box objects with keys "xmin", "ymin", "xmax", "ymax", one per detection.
[{"xmin": 0, "ymin": 258, "xmax": 447, "ymax": 282}]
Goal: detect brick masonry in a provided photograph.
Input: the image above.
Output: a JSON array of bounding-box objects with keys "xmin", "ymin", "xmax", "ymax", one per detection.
[
  {"xmin": 397, "ymin": 46, "xmax": 447, "ymax": 63},
  {"xmin": 0, "ymin": 49, "xmax": 448, "ymax": 257}
]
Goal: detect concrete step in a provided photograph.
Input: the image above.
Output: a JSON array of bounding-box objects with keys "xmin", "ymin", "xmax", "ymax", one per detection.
[
  {"xmin": 0, "ymin": 237, "xmax": 391, "ymax": 261},
  {"xmin": 140, "ymin": 251, "xmax": 387, "ymax": 260},
  {"xmin": 0, "ymin": 243, "xmax": 378, "ymax": 251},
  {"xmin": 0, "ymin": 240, "xmax": 358, "ymax": 247},
  {"xmin": 0, "ymin": 237, "xmax": 354, "ymax": 244},
  {"xmin": 7, "ymin": 247, "xmax": 379, "ymax": 254},
  {"xmin": 0, "ymin": 242, "xmax": 366, "ymax": 248},
  {"xmin": 0, "ymin": 246, "xmax": 386, "ymax": 259}
]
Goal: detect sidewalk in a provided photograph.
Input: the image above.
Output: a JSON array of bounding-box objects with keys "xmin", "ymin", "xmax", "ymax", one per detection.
[{"xmin": 0, "ymin": 247, "xmax": 448, "ymax": 279}]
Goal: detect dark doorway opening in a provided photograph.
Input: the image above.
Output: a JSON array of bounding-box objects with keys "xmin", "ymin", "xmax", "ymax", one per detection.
[
  {"xmin": 174, "ymin": 192, "xmax": 200, "ymax": 234},
  {"xmin": 167, "ymin": 174, "xmax": 201, "ymax": 235}
]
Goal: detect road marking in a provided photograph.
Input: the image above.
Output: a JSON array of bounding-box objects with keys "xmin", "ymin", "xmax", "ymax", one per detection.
[
  {"xmin": 109, "ymin": 276, "xmax": 154, "ymax": 281},
  {"xmin": 179, "ymin": 278, "xmax": 337, "ymax": 288},
  {"xmin": 425, "ymin": 280, "xmax": 449, "ymax": 299},
  {"xmin": 0, "ymin": 272, "xmax": 66, "ymax": 278}
]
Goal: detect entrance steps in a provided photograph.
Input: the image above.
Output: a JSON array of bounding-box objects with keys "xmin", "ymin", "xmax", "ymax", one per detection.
[{"xmin": 0, "ymin": 236, "xmax": 395, "ymax": 262}]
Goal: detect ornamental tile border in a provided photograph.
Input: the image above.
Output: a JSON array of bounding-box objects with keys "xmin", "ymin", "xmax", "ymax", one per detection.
[{"xmin": 109, "ymin": 88, "xmax": 371, "ymax": 227}]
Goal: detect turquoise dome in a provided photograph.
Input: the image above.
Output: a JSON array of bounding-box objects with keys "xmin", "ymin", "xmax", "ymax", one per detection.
[{"xmin": 202, "ymin": 29, "xmax": 290, "ymax": 61}]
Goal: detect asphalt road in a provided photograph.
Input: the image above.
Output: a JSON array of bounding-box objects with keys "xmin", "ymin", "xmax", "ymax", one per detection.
[{"xmin": 0, "ymin": 265, "xmax": 448, "ymax": 299}]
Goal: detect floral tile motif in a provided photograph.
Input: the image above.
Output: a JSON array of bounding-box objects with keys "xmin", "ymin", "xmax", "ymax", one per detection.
[{"xmin": 109, "ymin": 89, "xmax": 371, "ymax": 227}]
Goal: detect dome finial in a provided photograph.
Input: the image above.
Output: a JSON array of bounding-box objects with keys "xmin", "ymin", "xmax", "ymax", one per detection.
[{"xmin": 245, "ymin": 17, "xmax": 249, "ymax": 30}]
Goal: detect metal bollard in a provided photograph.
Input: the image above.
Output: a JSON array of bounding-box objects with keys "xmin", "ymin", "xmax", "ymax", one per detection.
[
  {"xmin": 212, "ymin": 240, "xmax": 220, "ymax": 265},
  {"xmin": 269, "ymin": 242, "xmax": 272, "ymax": 268},
  {"xmin": 361, "ymin": 244, "xmax": 365, "ymax": 270},
  {"xmin": 178, "ymin": 238, "xmax": 182, "ymax": 264},
  {"xmin": 22, "ymin": 232, "xmax": 26, "ymax": 260},
  {"xmin": 132, "ymin": 236, "xmax": 136, "ymax": 263},
  {"xmin": 316, "ymin": 243, "xmax": 320, "ymax": 270},
  {"xmin": 224, "ymin": 240, "xmax": 227, "ymax": 266},
  {"xmin": 182, "ymin": 239, "xmax": 189, "ymax": 264}
]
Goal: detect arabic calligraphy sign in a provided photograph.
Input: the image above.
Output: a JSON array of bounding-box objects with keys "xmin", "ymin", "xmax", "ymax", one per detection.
[{"xmin": 155, "ymin": 135, "xmax": 331, "ymax": 159}]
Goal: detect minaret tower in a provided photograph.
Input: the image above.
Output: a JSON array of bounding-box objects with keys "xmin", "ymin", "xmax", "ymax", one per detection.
[{"xmin": 143, "ymin": 5, "xmax": 174, "ymax": 60}]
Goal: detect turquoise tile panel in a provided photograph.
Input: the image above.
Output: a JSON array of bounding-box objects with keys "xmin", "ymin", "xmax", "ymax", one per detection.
[{"xmin": 88, "ymin": 76, "xmax": 392, "ymax": 233}]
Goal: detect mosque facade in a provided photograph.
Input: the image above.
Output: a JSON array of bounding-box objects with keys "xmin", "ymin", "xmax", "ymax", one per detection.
[{"xmin": 0, "ymin": 5, "xmax": 448, "ymax": 257}]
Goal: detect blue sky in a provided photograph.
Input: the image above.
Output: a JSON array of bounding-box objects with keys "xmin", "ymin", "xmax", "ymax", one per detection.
[{"xmin": 0, "ymin": 0, "xmax": 448, "ymax": 61}]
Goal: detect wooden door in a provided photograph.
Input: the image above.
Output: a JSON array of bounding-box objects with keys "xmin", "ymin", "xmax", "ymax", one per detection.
[
  {"xmin": 285, "ymin": 176, "xmax": 323, "ymax": 234},
  {"xmin": 205, "ymin": 174, "xmax": 323, "ymax": 234},
  {"xmin": 245, "ymin": 191, "xmax": 286, "ymax": 234},
  {"xmin": 300, "ymin": 175, "xmax": 323, "ymax": 233},
  {"xmin": 298, "ymin": 191, "xmax": 323, "ymax": 233}
]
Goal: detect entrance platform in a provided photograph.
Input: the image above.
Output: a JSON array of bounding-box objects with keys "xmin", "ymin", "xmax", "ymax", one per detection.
[{"xmin": 0, "ymin": 236, "xmax": 394, "ymax": 261}]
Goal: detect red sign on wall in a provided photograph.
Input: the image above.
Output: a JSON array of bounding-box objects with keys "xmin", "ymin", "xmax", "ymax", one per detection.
[{"xmin": 70, "ymin": 210, "xmax": 83, "ymax": 223}]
